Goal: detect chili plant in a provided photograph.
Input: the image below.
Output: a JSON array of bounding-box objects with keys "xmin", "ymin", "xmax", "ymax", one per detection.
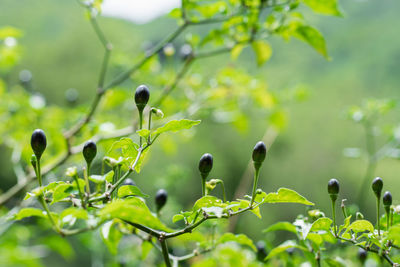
[
  {"xmin": 11, "ymin": 85, "xmax": 314, "ymax": 266},
  {"xmin": 264, "ymin": 177, "xmax": 400, "ymax": 266}
]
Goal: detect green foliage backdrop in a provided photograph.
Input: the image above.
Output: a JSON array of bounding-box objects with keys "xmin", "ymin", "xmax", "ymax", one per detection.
[{"xmin": 1, "ymin": 0, "xmax": 400, "ymax": 266}]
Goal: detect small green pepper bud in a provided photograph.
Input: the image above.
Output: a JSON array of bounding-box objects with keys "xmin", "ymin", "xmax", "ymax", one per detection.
[
  {"xmin": 372, "ymin": 177, "xmax": 383, "ymax": 199},
  {"xmin": 198, "ymin": 153, "xmax": 213, "ymax": 176},
  {"xmin": 83, "ymin": 140, "xmax": 97, "ymax": 166},
  {"xmin": 327, "ymin": 179, "xmax": 340, "ymax": 195},
  {"xmin": 134, "ymin": 85, "xmax": 150, "ymax": 113},
  {"xmin": 30, "ymin": 129, "xmax": 47, "ymax": 160},
  {"xmin": 103, "ymin": 156, "xmax": 118, "ymax": 168},
  {"xmin": 383, "ymin": 191, "xmax": 392, "ymax": 207},
  {"xmin": 151, "ymin": 108, "xmax": 164, "ymax": 118},
  {"xmin": 66, "ymin": 166, "xmax": 78, "ymax": 177},
  {"xmin": 155, "ymin": 189, "xmax": 168, "ymax": 212},
  {"xmin": 358, "ymin": 248, "xmax": 367, "ymax": 264},
  {"xmin": 30, "ymin": 154, "xmax": 37, "ymax": 169},
  {"xmin": 252, "ymin": 141, "xmax": 267, "ymax": 165},
  {"xmin": 256, "ymin": 241, "xmax": 267, "ymax": 262}
]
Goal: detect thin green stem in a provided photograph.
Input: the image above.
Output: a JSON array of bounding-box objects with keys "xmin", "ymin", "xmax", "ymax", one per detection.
[
  {"xmin": 87, "ymin": 162, "xmax": 92, "ymax": 177},
  {"xmin": 387, "ymin": 211, "xmax": 390, "ymax": 231},
  {"xmin": 391, "ymin": 208, "xmax": 394, "ymax": 227},
  {"xmin": 37, "ymin": 160, "xmax": 42, "ymax": 187},
  {"xmin": 83, "ymin": 166, "xmax": 91, "ymax": 196},
  {"xmin": 148, "ymin": 109, "xmax": 152, "ymax": 131},
  {"xmin": 165, "ymin": 204, "xmax": 259, "ymax": 239},
  {"xmin": 377, "ymin": 197, "xmax": 381, "ymax": 236},
  {"xmin": 147, "ymin": 109, "xmax": 153, "ymax": 144},
  {"xmin": 250, "ymin": 167, "xmax": 260, "ymax": 206},
  {"xmin": 217, "ymin": 180, "xmax": 226, "ymax": 202},
  {"xmin": 139, "ymin": 111, "xmax": 143, "ymax": 147},
  {"xmin": 33, "ymin": 158, "xmax": 59, "ymax": 232},
  {"xmin": 341, "ymin": 199, "xmax": 348, "ymax": 218},
  {"xmin": 115, "ymin": 166, "xmax": 121, "ymax": 199},
  {"xmin": 160, "ymin": 239, "xmax": 171, "ymax": 267},
  {"xmin": 201, "ymin": 176, "xmax": 206, "ymax": 197},
  {"xmin": 38, "ymin": 195, "xmax": 60, "ymax": 233},
  {"xmin": 331, "ymin": 198, "xmax": 337, "ymax": 237},
  {"xmin": 73, "ymin": 174, "xmax": 85, "ymax": 208}
]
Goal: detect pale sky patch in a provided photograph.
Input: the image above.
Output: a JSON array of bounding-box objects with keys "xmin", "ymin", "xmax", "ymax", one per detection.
[{"xmin": 102, "ymin": 0, "xmax": 180, "ymax": 24}]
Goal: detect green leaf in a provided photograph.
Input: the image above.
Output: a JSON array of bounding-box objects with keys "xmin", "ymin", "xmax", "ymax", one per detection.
[
  {"xmin": 192, "ymin": 196, "xmax": 226, "ymax": 211},
  {"xmin": 101, "ymin": 220, "xmax": 123, "ymax": 255},
  {"xmin": 12, "ymin": 208, "xmax": 46, "ymax": 220},
  {"xmin": 152, "ymin": 119, "xmax": 201, "ymax": 135},
  {"xmin": 304, "ymin": 217, "xmax": 332, "ymax": 241},
  {"xmin": 99, "ymin": 198, "xmax": 172, "ymax": 232},
  {"xmin": 218, "ymin": 233, "xmax": 256, "ymax": 251},
  {"xmin": 251, "ymin": 40, "xmax": 272, "ymax": 66},
  {"xmin": 24, "ymin": 182, "xmax": 65, "ymax": 200},
  {"xmin": 388, "ymin": 225, "xmax": 400, "ymax": 244},
  {"xmin": 137, "ymin": 129, "xmax": 150, "ymax": 139},
  {"xmin": 105, "ymin": 170, "xmax": 115, "ymax": 183},
  {"xmin": 293, "ymin": 25, "xmax": 328, "ymax": 58},
  {"xmin": 51, "ymin": 184, "xmax": 73, "ymax": 204},
  {"xmin": 117, "ymin": 185, "xmax": 149, "ymax": 198},
  {"xmin": 339, "ymin": 215, "xmax": 352, "ymax": 233},
  {"xmin": 265, "ymin": 240, "xmax": 307, "ymax": 260},
  {"xmin": 262, "ymin": 188, "xmax": 314, "ymax": 205},
  {"xmin": 202, "ymin": 206, "xmax": 224, "ymax": 218},
  {"xmin": 345, "ymin": 220, "xmax": 374, "ymax": 234},
  {"xmin": 307, "ymin": 232, "xmax": 324, "ymax": 246},
  {"xmin": 60, "ymin": 207, "xmax": 88, "ymax": 224},
  {"xmin": 310, "ymin": 217, "xmax": 332, "ymax": 232},
  {"xmin": 89, "ymin": 174, "xmax": 107, "ymax": 184},
  {"xmin": 108, "ymin": 138, "xmax": 138, "ymax": 159},
  {"xmin": 302, "ymin": 0, "xmax": 342, "ymax": 16},
  {"xmin": 107, "ymin": 138, "xmax": 146, "ymax": 173},
  {"xmin": 172, "ymin": 214, "xmax": 185, "ymax": 224},
  {"xmin": 263, "ymin": 222, "xmax": 297, "ymax": 234}
]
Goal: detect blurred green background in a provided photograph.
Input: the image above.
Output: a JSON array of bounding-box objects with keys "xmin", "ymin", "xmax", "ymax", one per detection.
[{"xmin": 1, "ymin": 0, "xmax": 400, "ymax": 265}]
